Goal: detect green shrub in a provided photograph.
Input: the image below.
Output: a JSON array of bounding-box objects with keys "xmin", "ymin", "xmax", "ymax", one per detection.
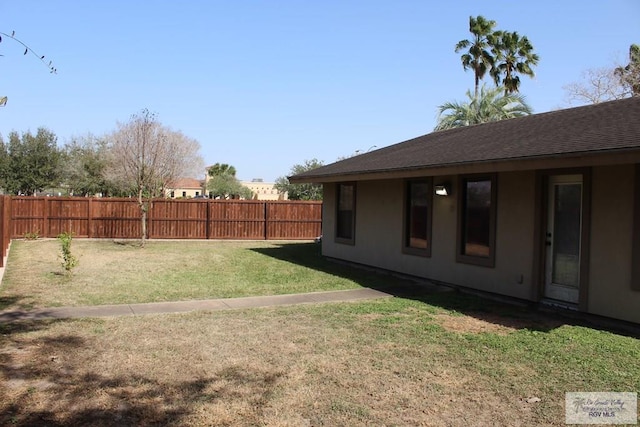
[{"xmin": 57, "ymin": 232, "xmax": 78, "ymax": 274}]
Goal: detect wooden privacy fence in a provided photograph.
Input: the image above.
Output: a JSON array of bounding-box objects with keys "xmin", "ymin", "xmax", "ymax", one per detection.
[{"xmin": 7, "ymin": 196, "xmax": 322, "ymax": 241}]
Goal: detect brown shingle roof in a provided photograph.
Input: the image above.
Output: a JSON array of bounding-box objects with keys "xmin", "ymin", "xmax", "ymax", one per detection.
[{"xmin": 290, "ymin": 97, "xmax": 640, "ymax": 182}]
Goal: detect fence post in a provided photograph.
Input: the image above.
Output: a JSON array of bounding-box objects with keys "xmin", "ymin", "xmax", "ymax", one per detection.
[
  {"xmin": 44, "ymin": 197, "xmax": 50, "ymax": 237},
  {"xmin": 148, "ymin": 199, "xmax": 153, "ymax": 240},
  {"xmin": 87, "ymin": 198, "xmax": 93, "ymax": 238},
  {"xmin": 264, "ymin": 202, "xmax": 268, "ymax": 240},
  {"xmin": 0, "ymin": 196, "xmax": 4, "ymax": 267},
  {"xmin": 205, "ymin": 199, "xmax": 211, "ymax": 240}
]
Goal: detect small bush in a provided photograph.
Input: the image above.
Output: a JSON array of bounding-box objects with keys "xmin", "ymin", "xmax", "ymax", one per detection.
[
  {"xmin": 58, "ymin": 232, "xmax": 79, "ymax": 275},
  {"xmin": 24, "ymin": 230, "xmax": 40, "ymax": 240}
]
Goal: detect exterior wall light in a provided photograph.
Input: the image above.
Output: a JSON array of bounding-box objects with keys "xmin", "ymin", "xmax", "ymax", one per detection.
[{"xmin": 434, "ymin": 184, "xmax": 451, "ymax": 196}]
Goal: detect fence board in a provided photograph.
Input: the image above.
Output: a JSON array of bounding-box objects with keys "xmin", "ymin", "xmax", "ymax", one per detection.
[
  {"xmin": 89, "ymin": 198, "xmax": 142, "ymax": 238},
  {"xmin": 266, "ymin": 201, "xmax": 322, "ymax": 240},
  {"xmin": 150, "ymin": 200, "xmax": 208, "ymax": 239},
  {"xmin": 209, "ymin": 201, "xmax": 265, "ymax": 239},
  {"xmin": 0, "ymin": 196, "xmax": 11, "ymax": 266},
  {"xmin": 12, "ymin": 197, "xmax": 47, "ymax": 238},
  {"xmin": 47, "ymin": 198, "xmax": 90, "ymax": 237},
  {"xmin": 8, "ymin": 197, "xmax": 322, "ymax": 241}
]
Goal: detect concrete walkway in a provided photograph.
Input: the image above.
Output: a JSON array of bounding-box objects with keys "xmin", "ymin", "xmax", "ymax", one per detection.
[{"xmin": 0, "ymin": 288, "xmax": 392, "ymax": 323}]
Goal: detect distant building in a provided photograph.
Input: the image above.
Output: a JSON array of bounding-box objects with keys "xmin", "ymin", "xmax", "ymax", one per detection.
[
  {"xmin": 203, "ymin": 166, "xmax": 288, "ymax": 200},
  {"xmin": 241, "ymin": 178, "xmax": 287, "ymax": 201},
  {"xmin": 165, "ymin": 178, "xmax": 204, "ymax": 198}
]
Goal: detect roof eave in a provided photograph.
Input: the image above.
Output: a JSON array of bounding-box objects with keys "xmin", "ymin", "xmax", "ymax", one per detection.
[{"xmin": 289, "ymin": 148, "xmax": 640, "ymax": 184}]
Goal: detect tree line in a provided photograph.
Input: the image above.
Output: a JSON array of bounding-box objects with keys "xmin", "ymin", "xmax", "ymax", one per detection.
[{"xmin": 0, "ymin": 110, "xmax": 203, "ymax": 198}]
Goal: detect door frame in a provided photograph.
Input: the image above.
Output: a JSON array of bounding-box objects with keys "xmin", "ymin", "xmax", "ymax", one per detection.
[
  {"xmin": 544, "ymin": 174, "xmax": 583, "ymax": 303},
  {"xmin": 532, "ymin": 168, "xmax": 591, "ymax": 311}
]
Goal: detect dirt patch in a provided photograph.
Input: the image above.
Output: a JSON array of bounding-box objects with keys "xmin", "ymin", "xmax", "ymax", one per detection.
[
  {"xmin": 434, "ymin": 311, "xmax": 563, "ymax": 335},
  {"xmin": 435, "ymin": 312, "xmax": 516, "ymax": 335}
]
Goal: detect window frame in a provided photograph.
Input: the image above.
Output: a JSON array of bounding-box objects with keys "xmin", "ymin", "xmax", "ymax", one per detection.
[
  {"xmin": 402, "ymin": 178, "xmax": 433, "ymax": 257},
  {"xmin": 335, "ymin": 182, "xmax": 356, "ymax": 245},
  {"xmin": 456, "ymin": 173, "xmax": 497, "ymax": 267}
]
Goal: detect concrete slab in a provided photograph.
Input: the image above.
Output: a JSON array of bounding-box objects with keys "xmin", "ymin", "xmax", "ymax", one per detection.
[
  {"xmin": 44, "ymin": 305, "xmax": 135, "ymax": 318},
  {"xmin": 129, "ymin": 300, "xmax": 229, "ymax": 315},
  {"xmin": 0, "ymin": 305, "xmax": 135, "ymax": 322},
  {"xmin": 222, "ymin": 289, "xmax": 391, "ymax": 309},
  {"xmin": 306, "ymin": 288, "xmax": 391, "ymax": 302},
  {"xmin": 222, "ymin": 294, "xmax": 312, "ymax": 309},
  {"xmin": 0, "ymin": 288, "xmax": 393, "ymax": 322}
]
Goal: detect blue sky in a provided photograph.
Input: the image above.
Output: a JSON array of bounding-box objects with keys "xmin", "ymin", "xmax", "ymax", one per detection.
[{"xmin": 1, "ymin": 1, "xmax": 638, "ymax": 181}]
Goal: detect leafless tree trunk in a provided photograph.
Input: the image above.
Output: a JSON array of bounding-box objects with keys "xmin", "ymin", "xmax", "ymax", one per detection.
[
  {"xmin": 562, "ymin": 67, "xmax": 631, "ymax": 106},
  {"xmin": 563, "ymin": 47, "xmax": 640, "ymax": 107},
  {"xmin": 105, "ymin": 109, "xmax": 204, "ymax": 246}
]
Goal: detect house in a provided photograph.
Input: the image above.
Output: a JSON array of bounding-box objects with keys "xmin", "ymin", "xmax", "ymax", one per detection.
[
  {"xmin": 289, "ymin": 97, "xmax": 640, "ymax": 324},
  {"xmin": 165, "ymin": 178, "xmax": 205, "ymax": 198}
]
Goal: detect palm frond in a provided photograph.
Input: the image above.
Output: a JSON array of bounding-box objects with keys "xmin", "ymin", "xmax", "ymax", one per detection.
[{"xmin": 434, "ymin": 84, "xmax": 532, "ymax": 131}]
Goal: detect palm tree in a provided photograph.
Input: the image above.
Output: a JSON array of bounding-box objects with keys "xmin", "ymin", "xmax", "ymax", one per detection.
[
  {"xmin": 491, "ymin": 31, "xmax": 539, "ymax": 94},
  {"xmin": 615, "ymin": 44, "xmax": 640, "ymax": 97},
  {"xmin": 435, "ymin": 85, "xmax": 533, "ymax": 131},
  {"xmin": 455, "ymin": 15, "xmax": 498, "ymax": 97},
  {"xmin": 207, "ymin": 163, "xmax": 237, "ymax": 177}
]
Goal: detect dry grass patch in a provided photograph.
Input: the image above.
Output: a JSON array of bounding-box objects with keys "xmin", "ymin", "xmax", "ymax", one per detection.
[
  {"xmin": 434, "ymin": 311, "xmax": 565, "ymax": 336},
  {"xmin": 1, "ymin": 296, "xmax": 638, "ymax": 426},
  {"xmin": 435, "ymin": 312, "xmax": 516, "ymax": 335}
]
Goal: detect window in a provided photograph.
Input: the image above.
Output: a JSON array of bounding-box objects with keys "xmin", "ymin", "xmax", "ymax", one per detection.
[
  {"xmin": 457, "ymin": 174, "xmax": 497, "ymax": 267},
  {"xmin": 170, "ymin": 191, "xmax": 175, "ymax": 198},
  {"xmin": 182, "ymin": 191, "xmax": 187, "ymax": 198},
  {"xmin": 336, "ymin": 182, "xmax": 356, "ymax": 244},
  {"xmin": 404, "ymin": 179, "xmax": 432, "ymax": 256}
]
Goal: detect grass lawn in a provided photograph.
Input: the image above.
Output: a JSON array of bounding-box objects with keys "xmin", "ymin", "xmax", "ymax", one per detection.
[
  {"xmin": 0, "ymin": 239, "xmax": 639, "ymax": 426},
  {"xmin": 0, "ymin": 239, "xmax": 399, "ymax": 309}
]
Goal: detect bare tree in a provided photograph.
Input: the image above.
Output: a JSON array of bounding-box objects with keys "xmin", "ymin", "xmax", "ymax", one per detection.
[
  {"xmin": 106, "ymin": 109, "xmax": 204, "ymax": 245},
  {"xmin": 563, "ymin": 67, "xmax": 630, "ymax": 106},
  {"xmin": 157, "ymin": 129, "xmax": 203, "ymax": 194},
  {"xmin": 563, "ymin": 45, "xmax": 640, "ymax": 106}
]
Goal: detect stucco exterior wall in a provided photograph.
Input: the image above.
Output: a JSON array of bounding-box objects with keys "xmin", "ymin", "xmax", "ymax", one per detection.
[
  {"xmin": 322, "ymin": 165, "xmax": 640, "ymax": 323},
  {"xmin": 241, "ymin": 181, "xmax": 287, "ymax": 200},
  {"xmin": 322, "ymin": 171, "xmax": 537, "ymax": 301},
  {"xmin": 588, "ymin": 164, "xmax": 640, "ymax": 323},
  {"xmin": 321, "ymin": 181, "xmax": 403, "ymax": 265},
  {"xmin": 166, "ymin": 187, "xmax": 203, "ymax": 198}
]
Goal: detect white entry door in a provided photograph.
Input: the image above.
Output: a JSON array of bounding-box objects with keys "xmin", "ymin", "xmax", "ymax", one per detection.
[{"xmin": 544, "ymin": 175, "xmax": 583, "ymax": 304}]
